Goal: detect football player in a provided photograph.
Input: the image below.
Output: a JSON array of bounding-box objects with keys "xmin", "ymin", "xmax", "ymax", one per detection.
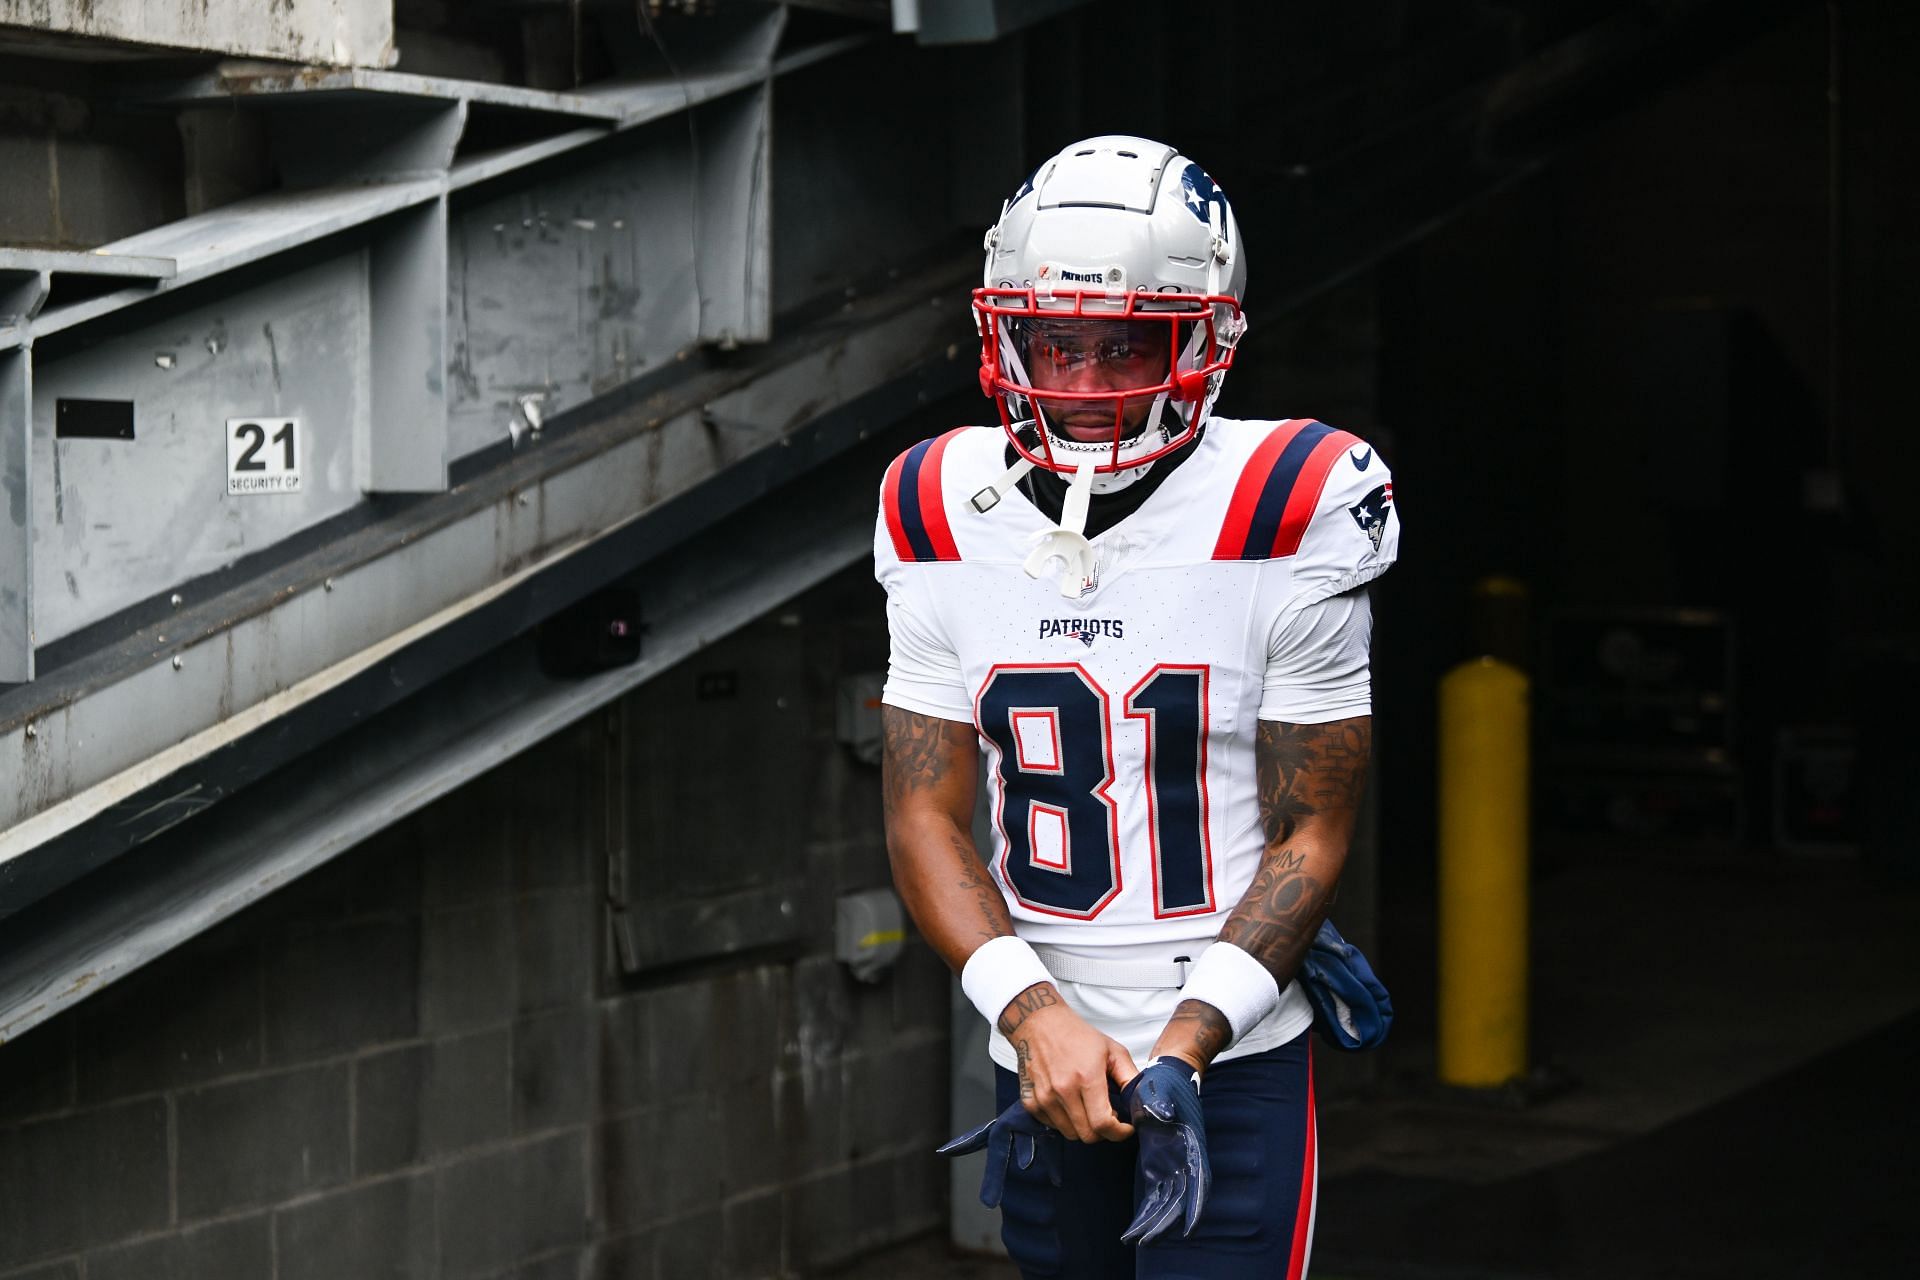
[{"xmin": 877, "ymin": 135, "xmax": 1399, "ymax": 1279}]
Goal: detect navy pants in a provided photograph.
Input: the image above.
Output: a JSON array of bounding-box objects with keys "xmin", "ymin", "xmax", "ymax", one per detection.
[{"xmin": 991, "ymin": 1031, "xmax": 1317, "ymax": 1280}]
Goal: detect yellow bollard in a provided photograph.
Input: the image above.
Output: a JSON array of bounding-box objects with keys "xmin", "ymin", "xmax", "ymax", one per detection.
[{"xmin": 1437, "ymin": 655, "xmax": 1530, "ymax": 1088}]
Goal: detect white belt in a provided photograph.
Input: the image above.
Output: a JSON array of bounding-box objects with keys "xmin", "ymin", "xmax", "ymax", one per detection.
[{"xmin": 1032, "ymin": 944, "xmax": 1205, "ymax": 990}]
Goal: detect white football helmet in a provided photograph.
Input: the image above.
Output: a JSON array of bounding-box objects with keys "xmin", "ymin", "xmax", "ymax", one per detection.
[{"xmin": 975, "ymin": 136, "xmax": 1248, "ymax": 480}]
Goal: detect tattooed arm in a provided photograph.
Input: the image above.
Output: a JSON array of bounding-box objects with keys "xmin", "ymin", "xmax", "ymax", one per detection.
[
  {"xmin": 1150, "ymin": 715, "xmax": 1373, "ymax": 1071},
  {"xmin": 882, "ymin": 704, "xmax": 1137, "ymax": 1142},
  {"xmin": 880, "ymin": 704, "xmax": 1006, "ymax": 966}
]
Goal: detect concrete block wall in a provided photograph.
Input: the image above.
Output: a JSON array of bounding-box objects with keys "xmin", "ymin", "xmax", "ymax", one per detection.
[{"xmin": 0, "ymin": 564, "xmax": 949, "ymax": 1279}]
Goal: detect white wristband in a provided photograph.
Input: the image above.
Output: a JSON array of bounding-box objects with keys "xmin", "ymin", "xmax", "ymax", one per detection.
[
  {"xmin": 1179, "ymin": 942, "xmax": 1282, "ymax": 1046},
  {"xmin": 961, "ymin": 936, "xmax": 1054, "ymax": 1028}
]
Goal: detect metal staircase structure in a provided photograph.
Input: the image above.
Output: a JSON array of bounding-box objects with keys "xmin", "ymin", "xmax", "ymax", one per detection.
[
  {"xmin": 0, "ymin": 0, "xmax": 1036, "ymax": 1042},
  {"xmin": 0, "ymin": 0, "xmax": 1816, "ymax": 1043}
]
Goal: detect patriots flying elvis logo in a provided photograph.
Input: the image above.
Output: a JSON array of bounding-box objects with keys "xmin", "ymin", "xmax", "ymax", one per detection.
[
  {"xmin": 1011, "ymin": 162, "xmax": 1043, "ymax": 205},
  {"xmin": 1349, "ymin": 482, "xmax": 1393, "ymax": 552},
  {"xmin": 1179, "ymin": 163, "xmax": 1229, "ymax": 237}
]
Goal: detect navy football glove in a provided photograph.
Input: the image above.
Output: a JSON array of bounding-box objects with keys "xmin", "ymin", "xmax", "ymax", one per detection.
[
  {"xmin": 1300, "ymin": 919, "xmax": 1394, "ymax": 1051},
  {"xmin": 1119, "ymin": 1057, "xmax": 1211, "ymax": 1246},
  {"xmin": 936, "ymin": 1100, "xmax": 1062, "ymax": 1208}
]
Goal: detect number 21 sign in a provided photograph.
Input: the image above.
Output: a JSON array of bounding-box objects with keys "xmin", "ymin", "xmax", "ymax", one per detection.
[{"xmin": 227, "ymin": 418, "xmax": 302, "ymax": 496}]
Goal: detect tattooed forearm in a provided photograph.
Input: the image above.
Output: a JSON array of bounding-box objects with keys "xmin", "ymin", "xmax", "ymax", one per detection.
[
  {"xmin": 1217, "ymin": 848, "xmax": 1326, "ymax": 976},
  {"xmin": 952, "ymin": 833, "xmax": 1009, "ymax": 947},
  {"xmin": 996, "ymin": 983, "xmax": 1059, "ymax": 1037},
  {"xmin": 881, "ymin": 704, "xmax": 1012, "ymax": 971},
  {"xmin": 1222, "ymin": 717, "xmax": 1372, "ymax": 983}
]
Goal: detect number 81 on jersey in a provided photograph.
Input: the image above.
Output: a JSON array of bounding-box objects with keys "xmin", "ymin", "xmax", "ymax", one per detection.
[{"xmin": 976, "ymin": 664, "xmax": 1214, "ymax": 921}]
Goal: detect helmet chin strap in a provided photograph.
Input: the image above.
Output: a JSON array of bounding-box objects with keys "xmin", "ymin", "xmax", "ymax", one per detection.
[
  {"xmin": 1022, "ymin": 459, "xmax": 1099, "ymax": 598},
  {"xmin": 969, "ymin": 453, "xmax": 1035, "ymax": 513},
  {"xmin": 1207, "ymin": 201, "xmax": 1228, "ymax": 296}
]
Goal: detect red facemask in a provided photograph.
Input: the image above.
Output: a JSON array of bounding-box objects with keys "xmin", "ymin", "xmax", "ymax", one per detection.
[{"xmin": 973, "ymin": 286, "xmax": 1243, "ymax": 474}]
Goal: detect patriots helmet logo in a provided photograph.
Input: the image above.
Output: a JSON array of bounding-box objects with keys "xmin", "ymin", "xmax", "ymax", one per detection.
[
  {"xmin": 1070, "ymin": 628, "xmax": 1097, "ymax": 648},
  {"xmin": 1349, "ymin": 482, "xmax": 1393, "ymax": 552},
  {"xmin": 1178, "ymin": 163, "xmax": 1228, "ymax": 235},
  {"xmin": 1011, "ymin": 163, "xmax": 1043, "ymax": 206}
]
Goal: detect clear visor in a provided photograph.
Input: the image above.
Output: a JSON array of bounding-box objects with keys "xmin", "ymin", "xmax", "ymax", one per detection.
[
  {"xmin": 1011, "ymin": 317, "xmax": 1175, "ymax": 374},
  {"xmin": 972, "ymin": 286, "xmax": 1243, "ymax": 475}
]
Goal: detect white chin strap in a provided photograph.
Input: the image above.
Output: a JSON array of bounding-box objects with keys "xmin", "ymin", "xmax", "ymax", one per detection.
[
  {"xmin": 969, "ymin": 454, "xmax": 1036, "ymax": 513},
  {"xmin": 1022, "ymin": 459, "xmax": 1098, "ymax": 598}
]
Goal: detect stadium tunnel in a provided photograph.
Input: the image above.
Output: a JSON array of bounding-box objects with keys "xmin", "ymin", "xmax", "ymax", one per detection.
[{"xmin": 0, "ymin": 1, "xmax": 1916, "ymax": 1276}]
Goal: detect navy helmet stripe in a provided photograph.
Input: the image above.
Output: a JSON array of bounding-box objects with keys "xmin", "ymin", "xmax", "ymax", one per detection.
[
  {"xmin": 895, "ymin": 437, "xmax": 940, "ymax": 562},
  {"xmin": 1239, "ymin": 421, "xmax": 1335, "ymax": 560}
]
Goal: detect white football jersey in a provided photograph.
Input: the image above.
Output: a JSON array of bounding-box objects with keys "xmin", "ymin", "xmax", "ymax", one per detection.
[{"xmin": 876, "ymin": 417, "xmax": 1400, "ymax": 1067}]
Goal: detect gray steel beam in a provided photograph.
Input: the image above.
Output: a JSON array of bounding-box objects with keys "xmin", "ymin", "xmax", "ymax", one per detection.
[
  {"xmin": 0, "ymin": 250, "xmax": 175, "ymax": 281},
  {"xmin": 0, "ymin": 0, "xmax": 394, "ymax": 67},
  {"xmin": 12, "ymin": 10, "xmax": 839, "ymax": 655},
  {"xmin": 0, "ymin": 270, "xmax": 42, "ymax": 351},
  {"xmin": 0, "ymin": 331, "xmax": 972, "ymax": 924},
  {"xmin": 695, "ymin": 85, "xmax": 774, "ymax": 348},
  {"xmin": 30, "ymin": 178, "xmax": 447, "ymax": 339},
  {"xmin": 269, "ymin": 98, "xmax": 467, "ymax": 188},
  {"xmin": 0, "ymin": 270, "xmax": 45, "ymax": 679},
  {"xmin": 366, "ymin": 198, "xmax": 453, "ymax": 492},
  {"xmin": 144, "ymin": 65, "xmax": 634, "ymax": 119},
  {"xmin": 0, "ymin": 347, "xmax": 30, "ymax": 683},
  {"xmin": 0, "ymin": 420, "xmax": 892, "ymax": 1043},
  {"xmin": 148, "ymin": 5, "xmax": 789, "ymax": 125},
  {"xmin": 36, "ymin": 10, "xmax": 802, "ymax": 341},
  {"xmin": 142, "ymin": 56, "xmax": 773, "ymax": 136},
  {"xmin": 31, "ymin": 251, "xmax": 379, "ymax": 641},
  {"xmin": 0, "ymin": 255, "xmax": 974, "ymax": 883}
]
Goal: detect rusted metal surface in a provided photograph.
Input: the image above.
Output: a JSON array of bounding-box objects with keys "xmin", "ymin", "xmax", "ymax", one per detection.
[{"xmin": 0, "ymin": 0, "xmax": 395, "ymax": 68}]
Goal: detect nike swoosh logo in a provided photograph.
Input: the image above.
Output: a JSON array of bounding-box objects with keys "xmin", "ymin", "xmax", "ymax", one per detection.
[{"xmin": 1350, "ymin": 447, "xmax": 1373, "ymax": 471}]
